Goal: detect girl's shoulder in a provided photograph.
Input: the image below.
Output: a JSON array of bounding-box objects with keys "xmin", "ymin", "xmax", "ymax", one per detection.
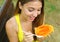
[
  {"xmin": 6, "ymin": 16, "xmax": 16, "ymax": 27},
  {"xmin": 5, "ymin": 16, "xmax": 18, "ymax": 32}
]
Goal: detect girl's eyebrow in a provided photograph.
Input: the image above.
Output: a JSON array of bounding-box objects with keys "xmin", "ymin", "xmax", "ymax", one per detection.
[{"xmin": 28, "ymin": 6, "xmax": 42, "ymax": 10}]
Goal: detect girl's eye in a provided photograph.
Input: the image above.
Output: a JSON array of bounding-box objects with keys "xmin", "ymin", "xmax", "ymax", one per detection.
[
  {"xmin": 28, "ymin": 9, "xmax": 34, "ymax": 12},
  {"xmin": 38, "ymin": 9, "xmax": 41, "ymax": 11}
]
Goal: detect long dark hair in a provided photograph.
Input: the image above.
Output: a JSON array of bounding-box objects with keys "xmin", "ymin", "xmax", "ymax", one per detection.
[{"xmin": 15, "ymin": 0, "xmax": 44, "ymax": 41}]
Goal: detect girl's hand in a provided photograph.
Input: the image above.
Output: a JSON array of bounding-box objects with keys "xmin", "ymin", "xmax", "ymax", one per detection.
[{"xmin": 23, "ymin": 31, "xmax": 34, "ymax": 42}]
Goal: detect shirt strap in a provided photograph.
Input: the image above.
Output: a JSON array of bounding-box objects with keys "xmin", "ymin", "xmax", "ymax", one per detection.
[{"xmin": 15, "ymin": 14, "xmax": 24, "ymax": 42}]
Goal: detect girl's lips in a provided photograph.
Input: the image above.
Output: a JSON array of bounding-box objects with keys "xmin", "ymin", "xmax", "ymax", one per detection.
[{"xmin": 29, "ymin": 16, "xmax": 35, "ymax": 21}]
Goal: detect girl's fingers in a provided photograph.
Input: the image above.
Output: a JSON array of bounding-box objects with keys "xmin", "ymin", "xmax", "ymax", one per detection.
[
  {"xmin": 23, "ymin": 32, "xmax": 33, "ymax": 42},
  {"xmin": 23, "ymin": 31, "xmax": 34, "ymax": 36}
]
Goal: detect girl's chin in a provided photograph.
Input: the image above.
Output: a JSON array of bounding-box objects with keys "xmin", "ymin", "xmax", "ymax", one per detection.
[
  {"xmin": 28, "ymin": 18, "xmax": 35, "ymax": 22},
  {"xmin": 29, "ymin": 20, "xmax": 34, "ymax": 22}
]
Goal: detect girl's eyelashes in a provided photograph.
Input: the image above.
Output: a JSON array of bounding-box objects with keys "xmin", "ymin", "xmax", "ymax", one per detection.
[
  {"xmin": 28, "ymin": 9, "xmax": 34, "ymax": 12},
  {"xmin": 28, "ymin": 9, "xmax": 41, "ymax": 12},
  {"xmin": 28, "ymin": 7, "xmax": 41, "ymax": 12},
  {"xmin": 37, "ymin": 9, "xmax": 41, "ymax": 11},
  {"xmin": 38, "ymin": 10, "xmax": 40, "ymax": 11},
  {"xmin": 28, "ymin": 7, "xmax": 35, "ymax": 12}
]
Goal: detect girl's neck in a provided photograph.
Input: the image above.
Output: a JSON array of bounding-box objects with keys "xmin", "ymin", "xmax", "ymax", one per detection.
[{"xmin": 19, "ymin": 14, "xmax": 32, "ymax": 32}]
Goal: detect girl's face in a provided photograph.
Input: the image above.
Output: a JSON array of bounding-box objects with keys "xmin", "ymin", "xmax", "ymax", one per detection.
[{"xmin": 19, "ymin": 1, "xmax": 42, "ymax": 22}]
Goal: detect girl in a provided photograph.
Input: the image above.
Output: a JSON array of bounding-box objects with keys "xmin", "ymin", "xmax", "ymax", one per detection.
[{"xmin": 6, "ymin": 0, "xmax": 44, "ymax": 42}]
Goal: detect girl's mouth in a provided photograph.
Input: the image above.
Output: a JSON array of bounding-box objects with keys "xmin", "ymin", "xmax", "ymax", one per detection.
[{"xmin": 29, "ymin": 16, "xmax": 35, "ymax": 21}]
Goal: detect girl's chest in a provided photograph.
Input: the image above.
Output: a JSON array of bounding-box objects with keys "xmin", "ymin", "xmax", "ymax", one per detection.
[{"xmin": 21, "ymin": 23, "xmax": 32, "ymax": 32}]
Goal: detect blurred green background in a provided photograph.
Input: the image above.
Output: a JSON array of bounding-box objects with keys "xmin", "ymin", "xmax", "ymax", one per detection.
[{"xmin": 0, "ymin": 0, "xmax": 60, "ymax": 42}]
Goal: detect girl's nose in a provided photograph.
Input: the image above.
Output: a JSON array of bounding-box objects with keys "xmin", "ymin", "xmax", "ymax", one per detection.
[{"xmin": 33, "ymin": 11, "xmax": 38, "ymax": 17}]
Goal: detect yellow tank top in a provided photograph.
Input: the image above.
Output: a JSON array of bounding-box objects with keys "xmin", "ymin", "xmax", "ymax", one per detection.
[
  {"xmin": 15, "ymin": 14, "xmax": 38, "ymax": 42},
  {"xmin": 15, "ymin": 14, "xmax": 24, "ymax": 42}
]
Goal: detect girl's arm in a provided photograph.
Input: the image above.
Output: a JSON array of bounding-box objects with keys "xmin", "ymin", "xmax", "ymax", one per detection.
[{"xmin": 5, "ymin": 18, "xmax": 18, "ymax": 42}]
